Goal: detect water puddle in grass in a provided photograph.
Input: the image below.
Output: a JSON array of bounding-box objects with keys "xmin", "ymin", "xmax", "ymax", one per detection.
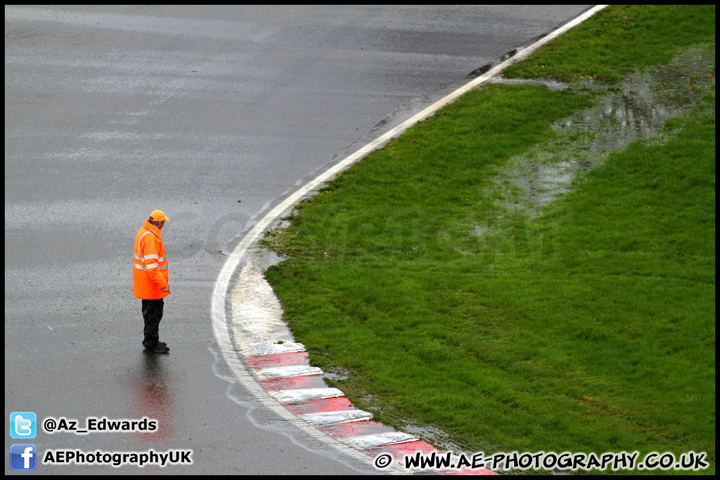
[{"xmin": 476, "ymin": 45, "xmax": 714, "ymax": 229}]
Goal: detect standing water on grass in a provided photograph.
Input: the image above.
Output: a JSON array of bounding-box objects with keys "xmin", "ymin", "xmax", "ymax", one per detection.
[{"xmin": 479, "ymin": 46, "xmax": 715, "ymax": 226}]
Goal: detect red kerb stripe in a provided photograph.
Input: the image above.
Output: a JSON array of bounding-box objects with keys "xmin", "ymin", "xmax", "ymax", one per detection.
[
  {"xmin": 245, "ymin": 351, "xmax": 309, "ymax": 369},
  {"xmin": 261, "ymin": 375, "xmax": 327, "ymax": 391}
]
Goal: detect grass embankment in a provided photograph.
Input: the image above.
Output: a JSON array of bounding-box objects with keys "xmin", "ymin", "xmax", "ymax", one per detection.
[{"xmin": 261, "ymin": 5, "xmax": 715, "ymax": 474}]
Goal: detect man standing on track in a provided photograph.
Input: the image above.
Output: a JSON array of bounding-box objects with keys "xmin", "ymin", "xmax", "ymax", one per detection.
[{"xmin": 133, "ymin": 210, "xmax": 171, "ymax": 354}]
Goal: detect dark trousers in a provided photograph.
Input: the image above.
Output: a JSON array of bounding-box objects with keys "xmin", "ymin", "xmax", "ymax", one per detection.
[{"xmin": 141, "ymin": 299, "xmax": 164, "ymax": 349}]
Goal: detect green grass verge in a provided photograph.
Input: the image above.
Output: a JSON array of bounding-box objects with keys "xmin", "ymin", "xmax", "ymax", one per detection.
[
  {"xmin": 261, "ymin": 5, "xmax": 715, "ymax": 474},
  {"xmin": 504, "ymin": 5, "xmax": 716, "ymax": 83}
]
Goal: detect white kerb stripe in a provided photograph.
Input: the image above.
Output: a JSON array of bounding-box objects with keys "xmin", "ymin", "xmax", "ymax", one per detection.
[
  {"xmin": 299, "ymin": 410, "xmax": 374, "ymax": 426},
  {"xmin": 268, "ymin": 388, "xmax": 344, "ymax": 403},
  {"xmin": 245, "ymin": 342, "xmax": 307, "ymax": 357},
  {"xmin": 341, "ymin": 432, "xmax": 419, "ymax": 449},
  {"xmin": 254, "ymin": 365, "xmax": 323, "ymax": 379}
]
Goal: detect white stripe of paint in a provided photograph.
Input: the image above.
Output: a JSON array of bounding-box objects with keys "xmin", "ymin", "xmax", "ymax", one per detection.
[
  {"xmin": 211, "ymin": 5, "xmax": 608, "ymax": 471},
  {"xmin": 245, "ymin": 342, "xmax": 307, "ymax": 357},
  {"xmin": 235, "ymin": 341, "xmax": 294, "ymax": 358},
  {"xmin": 299, "ymin": 410, "xmax": 374, "ymax": 426},
  {"xmin": 269, "ymin": 388, "xmax": 344, "ymax": 403},
  {"xmin": 254, "ymin": 365, "xmax": 323, "ymax": 380},
  {"xmin": 341, "ymin": 432, "xmax": 419, "ymax": 449}
]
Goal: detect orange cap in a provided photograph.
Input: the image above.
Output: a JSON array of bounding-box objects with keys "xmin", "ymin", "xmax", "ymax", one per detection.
[{"xmin": 149, "ymin": 210, "xmax": 170, "ymax": 222}]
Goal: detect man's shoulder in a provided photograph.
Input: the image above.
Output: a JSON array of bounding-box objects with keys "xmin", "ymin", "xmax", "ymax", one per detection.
[{"xmin": 137, "ymin": 226, "xmax": 160, "ymax": 242}]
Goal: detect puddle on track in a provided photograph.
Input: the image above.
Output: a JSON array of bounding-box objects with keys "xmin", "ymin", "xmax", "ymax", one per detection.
[{"xmin": 477, "ymin": 45, "xmax": 714, "ymax": 230}]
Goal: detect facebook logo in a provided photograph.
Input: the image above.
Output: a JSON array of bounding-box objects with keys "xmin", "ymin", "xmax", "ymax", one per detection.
[
  {"xmin": 10, "ymin": 444, "xmax": 37, "ymax": 470},
  {"xmin": 10, "ymin": 412, "xmax": 37, "ymax": 439}
]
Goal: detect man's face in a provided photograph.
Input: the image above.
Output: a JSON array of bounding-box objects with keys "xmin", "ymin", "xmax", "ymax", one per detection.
[{"xmin": 150, "ymin": 218, "xmax": 165, "ymax": 230}]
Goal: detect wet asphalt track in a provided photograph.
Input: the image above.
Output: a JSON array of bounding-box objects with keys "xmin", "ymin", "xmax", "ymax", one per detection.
[{"xmin": 5, "ymin": 5, "xmax": 592, "ymax": 474}]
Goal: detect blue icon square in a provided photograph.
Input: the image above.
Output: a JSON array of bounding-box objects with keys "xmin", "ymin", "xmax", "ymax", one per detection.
[
  {"xmin": 10, "ymin": 444, "xmax": 37, "ymax": 471},
  {"xmin": 10, "ymin": 412, "xmax": 37, "ymax": 439}
]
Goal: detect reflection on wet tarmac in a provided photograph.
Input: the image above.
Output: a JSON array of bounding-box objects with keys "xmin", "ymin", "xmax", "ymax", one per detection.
[{"xmin": 130, "ymin": 353, "xmax": 175, "ymax": 442}]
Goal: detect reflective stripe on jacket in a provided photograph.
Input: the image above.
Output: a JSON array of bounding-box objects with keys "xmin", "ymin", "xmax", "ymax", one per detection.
[{"xmin": 133, "ymin": 220, "xmax": 170, "ymax": 300}]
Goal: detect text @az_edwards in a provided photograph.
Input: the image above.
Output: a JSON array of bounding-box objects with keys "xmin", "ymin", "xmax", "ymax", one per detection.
[{"xmin": 43, "ymin": 416, "xmax": 156, "ymax": 434}]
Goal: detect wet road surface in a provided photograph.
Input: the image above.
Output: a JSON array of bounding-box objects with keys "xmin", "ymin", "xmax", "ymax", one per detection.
[{"xmin": 5, "ymin": 5, "xmax": 592, "ymax": 474}]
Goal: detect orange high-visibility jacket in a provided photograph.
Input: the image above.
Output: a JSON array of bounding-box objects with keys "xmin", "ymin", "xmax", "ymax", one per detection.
[{"xmin": 133, "ymin": 220, "xmax": 170, "ymax": 300}]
